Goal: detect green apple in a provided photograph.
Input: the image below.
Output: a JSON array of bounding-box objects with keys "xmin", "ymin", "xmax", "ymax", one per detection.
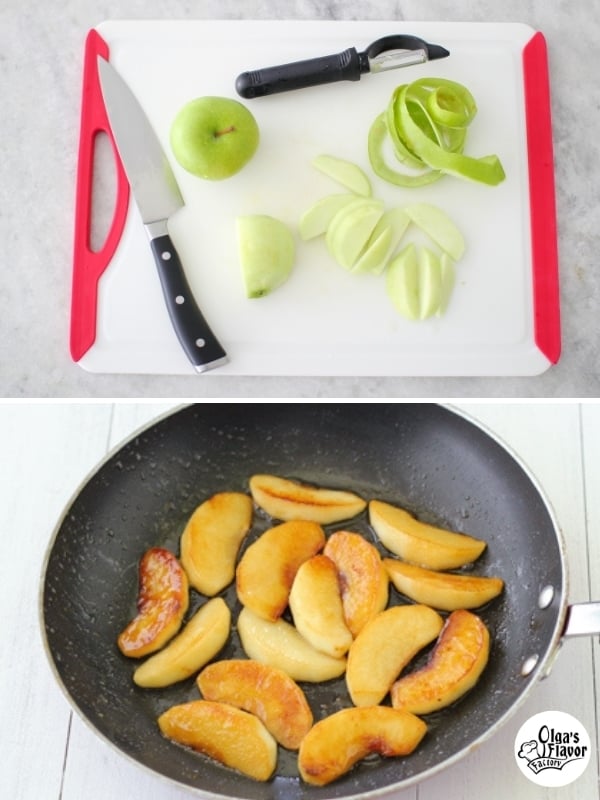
[
  {"xmin": 170, "ymin": 96, "xmax": 259, "ymax": 180},
  {"xmin": 299, "ymin": 193, "xmax": 357, "ymax": 240},
  {"xmin": 405, "ymin": 203, "xmax": 465, "ymax": 261},
  {"xmin": 236, "ymin": 215, "xmax": 295, "ymax": 298},
  {"xmin": 312, "ymin": 154, "xmax": 372, "ymax": 197}
]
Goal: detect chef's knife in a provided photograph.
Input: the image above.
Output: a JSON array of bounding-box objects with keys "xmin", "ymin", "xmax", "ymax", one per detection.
[{"xmin": 97, "ymin": 57, "xmax": 227, "ymax": 373}]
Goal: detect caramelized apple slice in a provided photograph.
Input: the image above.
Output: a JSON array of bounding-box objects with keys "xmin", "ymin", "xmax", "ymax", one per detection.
[
  {"xmin": 197, "ymin": 659, "xmax": 313, "ymax": 749},
  {"xmin": 249, "ymin": 474, "xmax": 366, "ymax": 523},
  {"xmin": 384, "ymin": 558, "xmax": 504, "ymax": 611},
  {"xmin": 298, "ymin": 706, "xmax": 427, "ymax": 786},
  {"xmin": 391, "ymin": 609, "xmax": 490, "ymax": 715},
  {"xmin": 158, "ymin": 700, "xmax": 277, "ymax": 782},
  {"xmin": 236, "ymin": 520, "xmax": 325, "ymax": 620},
  {"xmin": 180, "ymin": 492, "xmax": 253, "ymax": 596},
  {"xmin": 346, "ymin": 604, "xmax": 443, "ymax": 706},
  {"xmin": 323, "ymin": 531, "xmax": 388, "ymax": 637},
  {"xmin": 118, "ymin": 547, "xmax": 188, "ymax": 658},
  {"xmin": 369, "ymin": 499, "xmax": 486, "ymax": 569}
]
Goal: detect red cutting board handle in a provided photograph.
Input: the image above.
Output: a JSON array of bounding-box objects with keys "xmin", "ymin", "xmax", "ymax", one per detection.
[{"xmin": 70, "ymin": 29, "xmax": 130, "ymax": 362}]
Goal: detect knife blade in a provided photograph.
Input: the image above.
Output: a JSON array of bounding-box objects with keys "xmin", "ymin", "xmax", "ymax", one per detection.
[{"xmin": 97, "ymin": 57, "xmax": 227, "ymax": 373}]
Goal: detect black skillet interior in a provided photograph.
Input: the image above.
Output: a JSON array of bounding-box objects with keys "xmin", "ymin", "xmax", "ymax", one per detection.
[{"xmin": 42, "ymin": 403, "xmax": 565, "ymax": 799}]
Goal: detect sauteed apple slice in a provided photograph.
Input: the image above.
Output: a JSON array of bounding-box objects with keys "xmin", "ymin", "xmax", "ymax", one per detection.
[
  {"xmin": 298, "ymin": 706, "xmax": 427, "ymax": 786},
  {"xmin": 391, "ymin": 609, "xmax": 490, "ymax": 715},
  {"xmin": 118, "ymin": 547, "xmax": 188, "ymax": 658},
  {"xmin": 249, "ymin": 474, "xmax": 366, "ymax": 524}
]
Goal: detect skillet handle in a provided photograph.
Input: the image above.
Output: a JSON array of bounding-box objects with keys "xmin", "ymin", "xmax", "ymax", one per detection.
[{"xmin": 562, "ymin": 602, "xmax": 600, "ymax": 638}]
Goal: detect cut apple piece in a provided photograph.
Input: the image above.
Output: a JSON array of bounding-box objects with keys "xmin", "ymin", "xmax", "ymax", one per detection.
[
  {"xmin": 118, "ymin": 547, "xmax": 189, "ymax": 658},
  {"xmin": 237, "ymin": 606, "xmax": 347, "ymax": 682},
  {"xmin": 249, "ymin": 473, "xmax": 366, "ymax": 524},
  {"xmin": 298, "ymin": 706, "xmax": 427, "ymax": 786},
  {"xmin": 236, "ymin": 214, "xmax": 295, "ymax": 298},
  {"xmin": 299, "ymin": 193, "xmax": 357, "ymax": 240},
  {"xmin": 312, "ymin": 154, "xmax": 372, "ymax": 197},
  {"xmin": 323, "ymin": 531, "xmax": 388, "ymax": 637},
  {"xmin": 346, "ymin": 604, "xmax": 443, "ymax": 706},
  {"xmin": 158, "ymin": 700, "xmax": 277, "ymax": 781},
  {"xmin": 180, "ymin": 492, "xmax": 252, "ymax": 596},
  {"xmin": 418, "ymin": 247, "xmax": 442, "ymax": 319},
  {"xmin": 326, "ymin": 199, "xmax": 384, "ymax": 270},
  {"xmin": 197, "ymin": 659, "xmax": 313, "ymax": 749},
  {"xmin": 133, "ymin": 597, "xmax": 231, "ymax": 688},
  {"xmin": 384, "ymin": 559, "xmax": 504, "ymax": 611},
  {"xmin": 351, "ymin": 225, "xmax": 392, "ymax": 274},
  {"xmin": 391, "ymin": 609, "xmax": 490, "ymax": 715},
  {"xmin": 289, "ymin": 554, "xmax": 353, "ymax": 658},
  {"xmin": 405, "ymin": 202, "xmax": 466, "ymax": 261},
  {"xmin": 437, "ymin": 253, "xmax": 456, "ymax": 316},
  {"xmin": 369, "ymin": 499, "xmax": 486, "ymax": 569},
  {"xmin": 386, "ymin": 243, "xmax": 419, "ymax": 319}
]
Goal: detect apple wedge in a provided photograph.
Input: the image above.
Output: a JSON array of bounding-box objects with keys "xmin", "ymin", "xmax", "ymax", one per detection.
[
  {"xmin": 118, "ymin": 547, "xmax": 189, "ymax": 658},
  {"xmin": 299, "ymin": 193, "xmax": 357, "ymax": 240},
  {"xmin": 384, "ymin": 559, "xmax": 504, "ymax": 611},
  {"xmin": 180, "ymin": 492, "xmax": 253, "ymax": 596},
  {"xmin": 237, "ymin": 606, "xmax": 347, "ymax": 682},
  {"xmin": 323, "ymin": 531, "xmax": 389, "ymax": 637},
  {"xmin": 133, "ymin": 597, "xmax": 231, "ymax": 688},
  {"xmin": 369, "ymin": 499, "xmax": 486, "ymax": 569},
  {"xmin": 249, "ymin": 474, "xmax": 366, "ymax": 524},
  {"xmin": 158, "ymin": 700, "xmax": 277, "ymax": 782},
  {"xmin": 391, "ymin": 609, "xmax": 490, "ymax": 715},
  {"xmin": 312, "ymin": 154, "xmax": 372, "ymax": 197},
  {"xmin": 405, "ymin": 202, "xmax": 466, "ymax": 262},
  {"xmin": 346, "ymin": 604, "xmax": 443, "ymax": 706},
  {"xmin": 298, "ymin": 706, "xmax": 427, "ymax": 786},
  {"xmin": 326, "ymin": 198, "xmax": 384, "ymax": 270},
  {"xmin": 197, "ymin": 659, "xmax": 313, "ymax": 749},
  {"xmin": 237, "ymin": 215, "xmax": 295, "ymax": 298},
  {"xmin": 289, "ymin": 554, "xmax": 353, "ymax": 658},
  {"xmin": 236, "ymin": 520, "xmax": 325, "ymax": 620},
  {"xmin": 386, "ymin": 243, "xmax": 420, "ymax": 319}
]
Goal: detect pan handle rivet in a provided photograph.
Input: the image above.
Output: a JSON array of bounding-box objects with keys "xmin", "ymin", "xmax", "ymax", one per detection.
[
  {"xmin": 538, "ymin": 585, "xmax": 555, "ymax": 609},
  {"xmin": 521, "ymin": 654, "xmax": 539, "ymax": 677}
]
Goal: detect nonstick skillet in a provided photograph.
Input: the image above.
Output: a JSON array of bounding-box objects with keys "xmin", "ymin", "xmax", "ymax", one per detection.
[{"xmin": 40, "ymin": 403, "xmax": 599, "ymax": 799}]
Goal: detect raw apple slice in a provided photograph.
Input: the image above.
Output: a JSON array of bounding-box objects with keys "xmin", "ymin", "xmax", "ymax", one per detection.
[
  {"xmin": 346, "ymin": 604, "xmax": 443, "ymax": 706},
  {"xmin": 299, "ymin": 193, "xmax": 357, "ymax": 240},
  {"xmin": 369, "ymin": 499, "xmax": 486, "ymax": 569},
  {"xmin": 133, "ymin": 597, "xmax": 231, "ymax": 688},
  {"xmin": 158, "ymin": 700, "xmax": 277, "ymax": 781},
  {"xmin": 298, "ymin": 706, "xmax": 427, "ymax": 786},
  {"xmin": 236, "ymin": 215, "xmax": 295, "ymax": 298},
  {"xmin": 418, "ymin": 247, "xmax": 442, "ymax": 319},
  {"xmin": 326, "ymin": 199, "xmax": 385, "ymax": 269},
  {"xmin": 437, "ymin": 253, "xmax": 456, "ymax": 315},
  {"xmin": 237, "ymin": 606, "xmax": 347, "ymax": 682},
  {"xmin": 391, "ymin": 609, "xmax": 490, "ymax": 714},
  {"xmin": 197, "ymin": 659, "xmax": 313, "ymax": 749},
  {"xmin": 384, "ymin": 559, "xmax": 504, "ymax": 611},
  {"xmin": 405, "ymin": 202, "xmax": 466, "ymax": 261},
  {"xmin": 351, "ymin": 225, "xmax": 392, "ymax": 275},
  {"xmin": 118, "ymin": 547, "xmax": 189, "ymax": 658},
  {"xmin": 312, "ymin": 154, "xmax": 372, "ymax": 197},
  {"xmin": 180, "ymin": 492, "xmax": 253, "ymax": 596},
  {"xmin": 386, "ymin": 243, "xmax": 420, "ymax": 319}
]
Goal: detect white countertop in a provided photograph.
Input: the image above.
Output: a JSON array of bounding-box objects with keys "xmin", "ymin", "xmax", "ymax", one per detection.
[
  {"xmin": 2, "ymin": 0, "xmax": 600, "ymax": 397},
  {"xmin": 2, "ymin": 401, "xmax": 599, "ymax": 799}
]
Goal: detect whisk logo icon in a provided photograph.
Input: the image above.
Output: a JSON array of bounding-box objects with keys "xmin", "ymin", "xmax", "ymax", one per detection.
[{"xmin": 514, "ymin": 711, "xmax": 591, "ymax": 787}]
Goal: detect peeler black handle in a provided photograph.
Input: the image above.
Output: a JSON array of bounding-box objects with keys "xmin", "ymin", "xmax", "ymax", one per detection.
[{"xmin": 236, "ymin": 47, "xmax": 369, "ymax": 98}]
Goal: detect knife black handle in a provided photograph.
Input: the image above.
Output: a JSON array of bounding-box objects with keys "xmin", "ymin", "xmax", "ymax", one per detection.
[
  {"xmin": 236, "ymin": 47, "xmax": 368, "ymax": 98},
  {"xmin": 149, "ymin": 234, "xmax": 227, "ymax": 372}
]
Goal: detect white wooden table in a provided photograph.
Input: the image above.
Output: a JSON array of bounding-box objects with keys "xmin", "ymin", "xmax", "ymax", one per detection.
[{"xmin": 2, "ymin": 402, "xmax": 598, "ymax": 800}]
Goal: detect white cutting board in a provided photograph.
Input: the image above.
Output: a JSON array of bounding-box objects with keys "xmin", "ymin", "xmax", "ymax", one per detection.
[{"xmin": 75, "ymin": 20, "xmax": 557, "ymax": 376}]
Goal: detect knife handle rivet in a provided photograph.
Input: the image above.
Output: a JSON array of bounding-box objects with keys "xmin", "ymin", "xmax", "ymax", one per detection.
[
  {"xmin": 196, "ymin": 338, "xmax": 206, "ymax": 348},
  {"xmin": 161, "ymin": 250, "xmax": 172, "ymax": 261},
  {"xmin": 175, "ymin": 295, "xmax": 185, "ymax": 305}
]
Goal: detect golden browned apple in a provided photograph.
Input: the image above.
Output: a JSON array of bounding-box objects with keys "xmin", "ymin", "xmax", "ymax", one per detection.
[
  {"xmin": 180, "ymin": 492, "xmax": 253, "ymax": 595},
  {"xmin": 249, "ymin": 474, "xmax": 366, "ymax": 523},
  {"xmin": 158, "ymin": 700, "xmax": 277, "ymax": 781},
  {"xmin": 298, "ymin": 706, "xmax": 427, "ymax": 786},
  {"xmin": 197, "ymin": 659, "xmax": 313, "ymax": 749},
  {"xmin": 384, "ymin": 558, "xmax": 504, "ymax": 611},
  {"xmin": 236, "ymin": 520, "xmax": 325, "ymax": 620},
  {"xmin": 323, "ymin": 531, "xmax": 388, "ymax": 637},
  {"xmin": 346, "ymin": 604, "xmax": 443, "ymax": 706},
  {"xmin": 289, "ymin": 555, "xmax": 353, "ymax": 658},
  {"xmin": 391, "ymin": 609, "xmax": 490, "ymax": 715},
  {"xmin": 118, "ymin": 547, "xmax": 189, "ymax": 658},
  {"xmin": 133, "ymin": 598, "xmax": 231, "ymax": 688},
  {"xmin": 369, "ymin": 499, "xmax": 486, "ymax": 569}
]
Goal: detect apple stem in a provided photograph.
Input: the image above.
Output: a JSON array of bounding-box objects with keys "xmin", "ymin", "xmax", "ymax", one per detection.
[{"xmin": 214, "ymin": 125, "xmax": 236, "ymax": 138}]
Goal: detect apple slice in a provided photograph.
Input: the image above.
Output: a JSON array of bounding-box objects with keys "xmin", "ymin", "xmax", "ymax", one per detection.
[
  {"xmin": 312, "ymin": 154, "xmax": 372, "ymax": 197},
  {"xmin": 351, "ymin": 225, "xmax": 392, "ymax": 275},
  {"xmin": 391, "ymin": 609, "xmax": 490, "ymax": 715},
  {"xmin": 384, "ymin": 559, "xmax": 504, "ymax": 611},
  {"xmin": 298, "ymin": 706, "xmax": 427, "ymax": 786},
  {"xmin": 236, "ymin": 215, "xmax": 295, "ymax": 298},
  {"xmin": 197, "ymin": 659, "xmax": 313, "ymax": 749},
  {"xmin": 437, "ymin": 253, "xmax": 456, "ymax": 315},
  {"xmin": 418, "ymin": 247, "xmax": 442, "ymax": 319},
  {"xmin": 386, "ymin": 243, "xmax": 419, "ymax": 319},
  {"xmin": 405, "ymin": 202, "xmax": 466, "ymax": 261},
  {"xmin": 299, "ymin": 193, "xmax": 357, "ymax": 240},
  {"xmin": 346, "ymin": 604, "xmax": 443, "ymax": 706},
  {"xmin": 237, "ymin": 606, "xmax": 347, "ymax": 682},
  {"xmin": 326, "ymin": 199, "xmax": 385, "ymax": 270},
  {"xmin": 355, "ymin": 206, "xmax": 411, "ymax": 276},
  {"xmin": 369, "ymin": 499, "xmax": 486, "ymax": 569},
  {"xmin": 133, "ymin": 597, "xmax": 231, "ymax": 688},
  {"xmin": 158, "ymin": 700, "xmax": 277, "ymax": 781},
  {"xmin": 180, "ymin": 492, "xmax": 252, "ymax": 596}
]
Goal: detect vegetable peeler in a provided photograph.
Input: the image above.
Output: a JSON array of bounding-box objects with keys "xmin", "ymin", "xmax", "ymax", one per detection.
[{"xmin": 235, "ymin": 35, "xmax": 450, "ymax": 99}]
